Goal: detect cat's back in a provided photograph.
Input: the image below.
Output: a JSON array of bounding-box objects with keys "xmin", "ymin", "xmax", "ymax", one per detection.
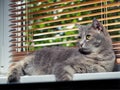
[{"xmin": 33, "ymin": 46, "xmax": 80, "ymax": 64}]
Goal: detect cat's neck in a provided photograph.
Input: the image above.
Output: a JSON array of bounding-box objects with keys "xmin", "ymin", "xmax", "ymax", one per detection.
[{"xmin": 83, "ymin": 46, "xmax": 114, "ymax": 62}]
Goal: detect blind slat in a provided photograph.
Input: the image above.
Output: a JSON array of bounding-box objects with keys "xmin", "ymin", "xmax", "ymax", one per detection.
[
  {"xmin": 34, "ymin": 29, "xmax": 77, "ymax": 36},
  {"xmin": 10, "ymin": 30, "xmax": 26, "ymax": 33},
  {"xmin": 10, "ymin": 40, "xmax": 32, "ymax": 43},
  {"xmin": 34, "ymin": 40, "xmax": 77, "ymax": 47},
  {"xmin": 108, "ymin": 28, "xmax": 120, "ymax": 33},
  {"xmin": 10, "ymin": 45, "xmax": 32, "ymax": 48},
  {"xmin": 33, "ymin": 34, "xmax": 77, "ymax": 42},
  {"xmin": 12, "ymin": 56, "xmax": 25, "ymax": 61},
  {"xmin": 111, "ymin": 35, "xmax": 120, "ymax": 39},
  {"xmin": 113, "ymin": 42, "xmax": 120, "ymax": 46},
  {"xmin": 9, "ymin": 35, "xmax": 26, "ymax": 38}
]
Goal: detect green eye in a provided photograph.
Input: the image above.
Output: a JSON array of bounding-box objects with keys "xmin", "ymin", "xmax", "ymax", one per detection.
[{"xmin": 86, "ymin": 35, "xmax": 91, "ymax": 40}]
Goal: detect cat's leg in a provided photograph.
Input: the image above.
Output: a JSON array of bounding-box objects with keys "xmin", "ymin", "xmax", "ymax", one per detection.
[
  {"xmin": 53, "ymin": 63, "xmax": 87, "ymax": 81},
  {"xmin": 7, "ymin": 55, "xmax": 35, "ymax": 83},
  {"xmin": 7, "ymin": 62, "xmax": 24, "ymax": 83},
  {"xmin": 53, "ymin": 56, "xmax": 90, "ymax": 81},
  {"xmin": 90, "ymin": 64, "xmax": 106, "ymax": 72},
  {"xmin": 53, "ymin": 63, "xmax": 75, "ymax": 81}
]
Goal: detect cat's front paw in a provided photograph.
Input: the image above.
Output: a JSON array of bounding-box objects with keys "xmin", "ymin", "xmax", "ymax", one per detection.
[{"xmin": 7, "ymin": 69, "xmax": 20, "ymax": 83}]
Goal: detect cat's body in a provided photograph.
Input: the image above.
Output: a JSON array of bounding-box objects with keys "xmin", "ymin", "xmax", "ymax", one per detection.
[{"xmin": 8, "ymin": 19, "xmax": 116, "ymax": 83}]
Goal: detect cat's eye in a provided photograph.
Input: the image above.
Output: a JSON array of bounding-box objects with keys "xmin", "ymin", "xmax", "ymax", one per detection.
[{"xmin": 86, "ymin": 35, "xmax": 91, "ymax": 40}]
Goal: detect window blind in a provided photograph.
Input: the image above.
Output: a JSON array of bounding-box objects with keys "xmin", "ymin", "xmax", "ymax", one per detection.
[{"xmin": 9, "ymin": 0, "xmax": 120, "ymax": 62}]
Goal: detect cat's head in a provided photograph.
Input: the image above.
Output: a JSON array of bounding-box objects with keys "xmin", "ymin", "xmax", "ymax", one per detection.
[{"xmin": 76, "ymin": 18, "xmax": 112, "ymax": 54}]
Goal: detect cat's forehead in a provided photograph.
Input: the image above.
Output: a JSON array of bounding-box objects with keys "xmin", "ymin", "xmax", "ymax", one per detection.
[
  {"xmin": 79, "ymin": 24, "xmax": 92, "ymax": 32},
  {"xmin": 78, "ymin": 24, "xmax": 98, "ymax": 35}
]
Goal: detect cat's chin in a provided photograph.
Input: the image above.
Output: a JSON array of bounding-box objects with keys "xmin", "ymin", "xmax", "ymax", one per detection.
[{"xmin": 79, "ymin": 48, "xmax": 91, "ymax": 54}]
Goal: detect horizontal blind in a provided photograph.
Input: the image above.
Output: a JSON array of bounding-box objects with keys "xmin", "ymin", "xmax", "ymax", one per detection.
[{"xmin": 9, "ymin": 0, "xmax": 120, "ymax": 62}]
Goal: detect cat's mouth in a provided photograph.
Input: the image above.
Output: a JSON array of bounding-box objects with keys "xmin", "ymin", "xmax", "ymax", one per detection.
[{"xmin": 79, "ymin": 48, "xmax": 91, "ymax": 54}]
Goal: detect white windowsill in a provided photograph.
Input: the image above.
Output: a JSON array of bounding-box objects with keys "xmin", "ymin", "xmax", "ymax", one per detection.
[{"xmin": 0, "ymin": 72, "xmax": 120, "ymax": 84}]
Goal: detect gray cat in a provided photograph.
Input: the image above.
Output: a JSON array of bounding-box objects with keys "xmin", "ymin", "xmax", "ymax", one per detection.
[{"xmin": 7, "ymin": 18, "xmax": 116, "ymax": 83}]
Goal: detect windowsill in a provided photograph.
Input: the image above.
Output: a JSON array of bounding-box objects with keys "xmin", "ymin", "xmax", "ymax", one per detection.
[{"xmin": 0, "ymin": 72, "xmax": 120, "ymax": 84}]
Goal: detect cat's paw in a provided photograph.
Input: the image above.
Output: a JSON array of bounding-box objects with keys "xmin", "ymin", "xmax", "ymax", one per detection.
[{"xmin": 7, "ymin": 69, "xmax": 20, "ymax": 83}]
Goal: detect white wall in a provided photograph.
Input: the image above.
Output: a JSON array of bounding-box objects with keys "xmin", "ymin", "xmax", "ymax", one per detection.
[{"xmin": 0, "ymin": 0, "xmax": 11, "ymax": 74}]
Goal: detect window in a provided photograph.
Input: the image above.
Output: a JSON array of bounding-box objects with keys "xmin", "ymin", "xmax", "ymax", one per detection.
[{"xmin": 9, "ymin": 0, "xmax": 120, "ymax": 62}]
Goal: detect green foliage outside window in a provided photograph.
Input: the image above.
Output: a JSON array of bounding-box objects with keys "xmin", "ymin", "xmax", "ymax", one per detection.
[{"xmin": 24, "ymin": 0, "xmax": 120, "ymax": 51}]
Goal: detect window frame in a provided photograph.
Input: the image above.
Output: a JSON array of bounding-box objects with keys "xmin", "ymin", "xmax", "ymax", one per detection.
[{"xmin": 0, "ymin": 0, "xmax": 11, "ymax": 74}]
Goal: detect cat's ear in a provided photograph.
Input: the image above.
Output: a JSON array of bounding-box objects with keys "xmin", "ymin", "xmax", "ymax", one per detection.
[{"xmin": 92, "ymin": 18, "xmax": 103, "ymax": 32}]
